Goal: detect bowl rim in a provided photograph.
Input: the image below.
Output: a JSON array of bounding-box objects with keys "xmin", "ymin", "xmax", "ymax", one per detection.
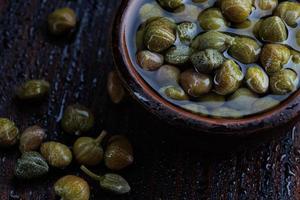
[{"xmin": 112, "ymin": 0, "xmax": 300, "ymax": 135}]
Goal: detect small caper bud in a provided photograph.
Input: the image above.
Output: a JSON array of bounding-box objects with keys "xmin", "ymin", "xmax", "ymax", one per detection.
[
  {"xmin": 270, "ymin": 69, "xmax": 299, "ymax": 95},
  {"xmin": 160, "ymin": 85, "xmax": 189, "ymax": 100},
  {"xmin": 16, "ymin": 80, "xmax": 50, "ymax": 101},
  {"xmin": 291, "ymin": 50, "xmax": 300, "ymax": 64},
  {"xmin": 156, "ymin": 65, "xmax": 180, "ymax": 86},
  {"xmin": 165, "ymin": 46, "xmax": 193, "ymax": 65},
  {"xmin": 81, "ymin": 166, "xmax": 131, "ymax": 195},
  {"xmin": 40, "ymin": 141, "xmax": 72, "ymax": 169},
  {"xmin": 211, "ymin": 107, "xmax": 242, "ymax": 118},
  {"xmin": 54, "ymin": 175, "xmax": 90, "ymax": 200},
  {"xmin": 48, "ymin": 7, "xmax": 77, "ymax": 35},
  {"xmin": 61, "ymin": 104, "xmax": 94, "ymax": 135},
  {"xmin": 139, "ymin": 3, "xmax": 163, "ymax": 22},
  {"xmin": 198, "ymin": 8, "xmax": 227, "ymax": 30},
  {"xmin": 157, "ymin": 0, "xmax": 184, "ymax": 12},
  {"xmin": 198, "ymin": 93, "xmax": 225, "ymax": 109},
  {"xmin": 220, "ymin": 0, "xmax": 252, "ymax": 23},
  {"xmin": 177, "ymin": 22, "xmax": 198, "ymax": 44},
  {"xmin": 245, "ymin": 66, "xmax": 269, "ymax": 94},
  {"xmin": 73, "ymin": 131, "xmax": 107, "ymax": 166},
  {"xmin": 227, "ymin": 88, "xmax": 259, "ymax": 110},
  {"xmin": 105, "ymin": 135, "xmax": 134, "ymax": 171},
  {"xmin": 107, "ymin": 71, "xmax": 126, "ymax": 104},
  {"xmin": 15, "ymin": 151, "xmax": 49, "ymax": 179},
  {"xmin": 257, "ymin": 0, "xmax": 278, "ymax": 10},
  {"xmin": 19, "ymin": 125, "xmax": 46, "ymax": 153},
  {"xmin": 252, "ymin": 97, "xmax": 280, "ymax": 112},
  {"xmin": 258, "ymin": 16, "xmax": 287, "ymax": 42},
  {"xmin": 274, "ymin": 2, "xmax": 300, "ymax": 27},
  {"xmin": 0, "ymin": 118, "xmax": 19, "ymax": 148},
  {"xmin": 137, "ymin": 50, "xmax": 164, "ymax": 71},
  {"xmin": 191, "ymin": 49, "xmax": 225, "ymax": 73}
]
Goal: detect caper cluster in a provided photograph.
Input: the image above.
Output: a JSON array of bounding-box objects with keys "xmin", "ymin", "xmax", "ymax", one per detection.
[{"xmin": 136, "ymin": 0, "xmax": 300, "ymax": 118}]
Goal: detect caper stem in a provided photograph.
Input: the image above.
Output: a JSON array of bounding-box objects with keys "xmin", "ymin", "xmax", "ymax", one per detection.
[
  {"xmin": 94, "ymin": 130, "xmax": 107, "ymax": 145},
  {"xmin": 80, "ymin": 165, "xmax": 103, "ymax": 181}
]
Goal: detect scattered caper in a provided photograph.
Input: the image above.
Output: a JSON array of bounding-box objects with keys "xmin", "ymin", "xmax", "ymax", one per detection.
[
  {"xmin": 160, "ymin": 85, "xmax": 189, "ymax": 100},
  {"xmin": 257, "ymin": 0, "xmax": 278, "ymax": 10},
  {"xmin": 220, "ymin": 0, "xmax": 252, "ymax": 23},
  {"xmin": 137, "ymin": 50, "xmax": 164, "ymax": 71},
  {"xmin": 0, "ymin": 118, "xmax": 19, "ymax": 148},
  {"xmin": 54, "ymin": 175, "xmax": 90, "ymax": 200},
  {"xmin": 107, "ymin": 71, "xmax": 126, "ymax": 104},
  {"xmin": 19, "ymin": 125, "xmax": 46, "ymax": 153},
  {"xmin": 165, "ymin": 46, "xmax": 193, "ymax": 65},
  {"xmin": 258, "ymin": 16, "xmax": 287, "ymax": 42},
  {"xmin": 177, "ymin": 22, "xmax": 198, "ymax": 44},
  {"xmin": 191, "ymin": 49, "xmax": 225, "ymax": 73},
  {"xmin": 16, "ymin": 80, "xmax": 50, "ymax": 101},
  {"xmin": 245, "ymin": 66, "xmax": 269, "ymax": 94},
  {"xmin": 270, "ymin": 69, "xmax": 299, "ymax": 94},
  {"xmin": 198, "ymin": 8, "xmax": 227, "ymax": 30},
  {"xmin": 274, "ymin": 2, "xmax": 300, "ymax": 27},
  {"xmin": 227, "ymin": 88, "xmax": 259, "ymax": 110},
  {"xmin": 291, "ymin": 50, "xmax": 300, "ymax": 64},
  {"xmin": 157, "ymin": 0, "xmax": 184, "ymax": 12},
  {"xmin": 156, "ymin": 65, "xmax": 180, "ymax": 86},
  {"xmin": 48, "ymin": 7, "xmax": 77, "ymax": 35}
]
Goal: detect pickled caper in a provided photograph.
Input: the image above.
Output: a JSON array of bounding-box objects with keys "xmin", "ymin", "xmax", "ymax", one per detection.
[
  {"xmin": 274, "ymin": 2, "xmax": 300, "ymax": 27},
  {"xmin": 191, "ymin": 49, "xmax": 225, "ymax": 73},
  {"xmin": 160, "ymin": 85, "xmax": 189, "ymax": 100},
  {"xmin": 48, "ymin": 7, "xmax": 77, "ymax": 35},
  {"xmin": 156, "ymin": 65, "xmax": 180, "ymax": 86},
  {"xmin": 107, "ymin": 71, "xmax": 126, "ymax": 104},
  {"xmin": 16, "ymin": 80, "xmax": 50, "ymax": 101},
  {"xmin": 220, "ymin": 0, "xmax": 252, "ymax": 23},
  {"xmin": 19, "ymin": 125, "xmax": 46, "ymax": 153},
  {"xmin": 157, "ymin": 0, "xmax": 184, "ymax": 12},
  {"xmin": 245, "ymin": 66, "xmax": 269, "ymax": 94},
  {"xmin": 270, "ymin": 69, "xmax": 299, "ymax": 94},
  {"xmin": 198, "ymin": 8, "xmax": 227, "ymax": 30},
  {"xmin": 165, "ymin": 46, "xmax": 193, "ymax": 65},
  {"xmin": 0, "ymin": 118, "xmax": 19, "ymax": 148},
  {"xmin": 137, "ymin": 50, "xmax": 164, "ymax": 71},
  {"xmin": 258, "ymin": 16, "xmax": 287, "ymax": 42},
  {"xmin": 177, "ymin": 22, "xmax": 198, "ymax": 44}
]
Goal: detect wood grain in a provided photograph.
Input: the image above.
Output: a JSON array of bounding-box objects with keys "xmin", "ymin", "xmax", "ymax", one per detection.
[{"xmin": 1, "ymin": 0, "xmax": 300, "ymax": 199}]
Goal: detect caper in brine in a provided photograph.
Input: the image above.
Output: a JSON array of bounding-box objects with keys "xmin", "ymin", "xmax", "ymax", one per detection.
[
  {"xmin": 270, "ymin": 69, "xmax": 299, "ymax": 95},
  {"xmin": 40, "ymin": 141, "xmax": 72, "ymax": 169},
  {"xmin": 274, "ymin": 2, "xmax": 300, "ymax": 27},
  {"xmin": 165, "ymin": 46, "xmax": 193, "ymax": 65},
  {"xmin": 231, "ymin": 20, "xmax": 252, "ymax": 29},
  {"xmin": 0, "ymin": 118, "xmax": 19, "ymax": 148},
  {"xmin": 16, "ymin": 80, "xmax": 50, "ymax": 100},
  {"xmin": 54, "ymin": 175, "xmax": 90, "ymax": 200},
  {"xmin": 61, "ymin": 104, "xmax": 94, "ymax": 135},
  {"xmin": 19, "ymin": 125, "xmax": 46, "ymax": 153},
  {"xmin": 291, "ymin": 50, "xmax": 300, "ymax": 64},
  {"xmin": 198, "ymin": 93, "xmax": 225, "ymax": 109},
  {"xmin": 105, "ymin": 135, "xmax": 134, "ymax": 171},
  {"xmin": 160, "ymin": 85, "xmax": 189, "ymax": 100},
  {"xmin": 177, "ymin": 22, "xmax": 198, "ymax": 45},
  {"xmin": 156, "ymin": 65, "xmax": 180, "ymax": 86},
  {"xmin": 257, "ymin": 0, "xmax": 278, "ymax": 10},
  {"xmin": 211, "ymin": 107, "xmax": 242, "ymax": 118},
  {"xmin": 245, "ymin": 66, "xmax": 269, "ymax": 94},
  {"xmin": 191, "ymin": 49, "xmax": 225, "ymax": 73},
  {"xmin": 157, "ymin": 0, "xmax": 184, "ymax": 12},
  {"xmin": 220, "ymin": 0, "xmax": 252, "ymax": 23},
  {"xmin": 137, "ymin": 50, "xmax": 164, "ymax": 71},
  {"xmin": 228, "ymin": 37, "xmax": 261, "ymax": 64},
  {"xmin": 73, "ymin": 130, "xmax": 107, "ymax": 166},
  {"xmin": 180, "ymin": 69, "xmax": 212, "ymax": 97},
  {"xmin": 48, "ymin": 7, "xmax": 77, "ymax": 35},
  {"xmin": 81, "ymin": 166, "xmax": 130, "ymax": 195},
  {"xmin": 107, "ymin": 71, "xmax": 126, "ymax": 104},
  {"xmin": 198, "ymin": 8, "xmax": 227, "ymax": 30},
  {"xmin": 258, "ymin": 16, "xmax": 287, "ymax": 42},
  {"xmin": 227, "ymin": 88, "xmax": 259, "ymax": 110},
  {"xmin": 252, "ymin": 96, "xmax": 280, "ymax": 112},
  {"xmin": 15, "ymin": 151, "xmax": 49, "ymax": 179},
  {"xmin": 139, "ymin": 3, "xmax": 163, "ymax": 22}
]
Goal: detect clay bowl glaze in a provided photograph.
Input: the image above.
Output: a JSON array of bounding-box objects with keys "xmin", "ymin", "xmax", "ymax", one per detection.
[{"xmin": 112, "ymin": 0, "xmax": 300, "ymax": 136}]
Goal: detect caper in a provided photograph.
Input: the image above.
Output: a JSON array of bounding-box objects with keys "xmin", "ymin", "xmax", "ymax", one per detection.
[
  {"xmin": 258, "ymin": 16, "xmax": 287, "ymax": 42},
  {"xmin": 15, "ymin": 151, "xmax": 49, "ymax": 179},
  {"xmin": 227, "ymin": 88, "xmax": 259, "ymax": 110},
  {"xmin": 157, "ymin": 0, "xmax": 184, "ymax": 12},
  {"xmin": 0, "ymin": 118, "xmax": 19, "ymax": 148},
  {"xmin": 139, "ymin": 3, "xmax": 163, "ymax": 22},
  {"xmin": 177, "ymin": 22, "xmax": 198, "ymax": 44},
  {"xmin": 48, "ymin": 7, "xmax": 77, "ymax": 35},
  {"xmin": 156, "ymin": 65, "xmax": 180, "ymax": 86},
  {"xmin": 107, "ymin": 71, "xmax": 126, "ymax": 104},
  {"xmin": 191, "ymin": 49, "xmax": 225, "ymax": 73},
  {"xmin": 40, "ymin": 141, "xmax": 72, "ymax": 169},
  {"xmin": 104, "ymin": 135, "xmax": 133, "ymax": 170},
  {"xmin": 160, "ymin": 85, "xmax": 189, "ymax": 100},
  {"xmin": 274, "ymin": 2, "xmax": 300, "ymax": 27},
  {"xmin": 228, "ymin": 37, "xmax": 261, "ymax": 64},
  {"xmin": 252, "ymin": 96, "xmax": 280, "ymax": 112},
  {"xmin": 19, "ymin": 125, "xmax": 46, "ymax": 153},
  {"xmin": 270, "ymin": 69, "xmax": 299, "ymax": 95},
  {"xmin": 61, "ymin": 104, "xmax": 94, "ymax": 135},
  {"xmin": 198, "ymin": 93, "xmax": 225, "ymax": 109},
  {"xmin": 180, "ymin": 69, "xmax": 212, "ymax": 97},
  {"xmin": 245, "ymin": 66, "xmax": 269, "ymax": 94},
  {"xmin": 73, "ymin": 130, "xmax": 107, "ymax": 166},
  {"xmin": 257, "ymin": 0, "xmax": 278, "ymax": 10},
  {"xmin": 54, "ymin": 175, "xmax": 90, "ymax": 200},
  {"xmin": 136, "ymin": 50, "xmax": 164, "ymax": 71},
  {"xmin": 220, "ymin": 0, "xmax": 252, "ymax": 23},
  {"xmin": 214, "ymin": 60, "xmax": 244, "ymax": 95},
  {"xmin": 165, "ymin": 46, "xmax": 193, "ymax": 65},
  {"xmin": 291, "ymin": 50, "xmax": 300, "ymax": 64},
  {"xmin": 81, "ymin": 166, "xmax": 130, "ymax": 194},
  {"xmin": 253, "ymin": 19, "xmax": 263, "ymax": 38},
  {"xmin": 16, "ymin": 80, "xmax": 50, "ymax": 101},
  {"xmin": 181, "ymin": 104, "xmax": 209, "ymax": 115},
  {"xmin": 191, "ymin": 31, "xmax": 235, "ymax": 52},
  {"xmin": 211, "ymin": 107, "xmax": 242, "ymax": 118},
  {"xmin": 198, "ymin": 8, "xmax": 227, "ymax": 30},
  {"xmin": 231, "ymin": 20, "xmax": 252, "ymax": 29},
  {"xmin": 260, "ymin": 44, "xmax": 290, "ymax": 74}
]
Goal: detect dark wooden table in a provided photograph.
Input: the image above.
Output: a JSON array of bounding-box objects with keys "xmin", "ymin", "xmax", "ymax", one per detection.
[{"xmin": 1, "ymin": 0, "xmax": 300, "ymax": 199}]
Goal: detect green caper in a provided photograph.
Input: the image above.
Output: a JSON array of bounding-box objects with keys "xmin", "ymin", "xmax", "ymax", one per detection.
[
  {"xmin": 19, "ymin": 125, "xmax": 46, "ymax": 153},
  {"xmin": 177, "ymin": 22, "xmax": 198, "ymax": 44},
  {"xmin": 257, "ymin": 0, "xmax": 278, "ymax": 10},
  {"xmin": 165, "ymin": 46, "xmax": 193, "ymax": 65},
  {"xmin": 54, "ymin": 175, "xmax": 90, "ymax": 200},
  {"xmin": 270, "ymin": 69, "xmax": 299, "ymax": 95},
  {"xmin": 191, "ymin": 31, "xmax": 235, "ymax": 52},
  {"xmin": 198, "ymin": 8, "xmax": 227, "ymax": 30},
  {"xmin": 190, "ymin": 49, "xmax": 225, "ymax": 73},
  {"xmin": 156, "ymin": 65, "xmax": 180, "ymax": 86},
  {"xmin": 231, "ymin": 20, "xmax": 252, "ymax": 29},
  {"xmin": 0, "ymin": 118, "xmax": 19, "ymax": 148},
  {"xmin": 220, "ymin": 0, "xmax": 252, "ymax": 23},
  {"xmin": 227, "ymin": 88, "xmax": 259, "ymax": 110},
  {"xmin": 48, "ymin": 7, "xmax": 77, "ymax": 35},
  {"xmin": 104, "ymin": 135, "xmax": 134, "ymax": 171},
  {"xmin": 291, "ymin": 50, "xmax": 300, "ymax": 64},
  {"xmin": 40, "ymin": 141, "xmax": 72, "ymax": 169},
  {"xmin": 16, "ymin": 80, "xmax": 50, "ymax": 100},
  {"xmin": 252, "ymin": 96, "xmax": 280, "ymax": 112},
  {"xmin": 260, "ymin": 44, "xmax": 290, "ymax": 74},
  {"xmin": 181, "ymin": 104, "xmax": 209, "ymax": 115},
  {"xmin": 81, "ymin": 166, "xmax": 131, "ymax": 194},
  {"xmin": 139, "ymin": 3, "xmax": 163, "ymax": 22},
  {"xmin": 136, "ymin": 50, "xmax": 164, "ymax": 71},
  {"xmin": 274, "ymin": 2, "xmax": 300, "ymax": 27},
  {"xmin": 160, "ymin": 85, "xmax": 189, "ymax": 100},
  {"xmin": 15, "ymin": 151, "xmax": 49, "ymax": 179},
  {"xmin": 245, "ymin": 66, "xmax": 269, "ymax": 94},
  {"xmin": 198, "ymin": 93, "xmax": 225, "ymax": 109},
  {"xmin": 258, "ymin": 16, "xmax": 287, "ymax": 42},
  {"xmin": 214, "ymin": 60, "xmax": 244, "ymax": 95},
  {"xmin": 157, "ymin": 0, "xmax": 184, "ymax": 12},
  {"xmin": 228, "ymin": 37, "xmax": 261, "ymax": 64},
  {"xmin": 253, "ymin": 19, "xmax": 263, "ymax": 38},
  {"xmin": 61, "ymin": 104, "xmax": 94, "ymax": 135},
  {"xmin": 180, "ymin": 69, "xmax": 212, "ymax": 97},
  {"xmin": 107, "ymin": 71, "xmax": 126, "ymax": 104},
  {"xmin": 211, "ymin": 107, "xmax": 242, "ymax": 118},
  {"xmin": 73, "ymin": 131, "xmax": 107, "ymax": 166}
]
